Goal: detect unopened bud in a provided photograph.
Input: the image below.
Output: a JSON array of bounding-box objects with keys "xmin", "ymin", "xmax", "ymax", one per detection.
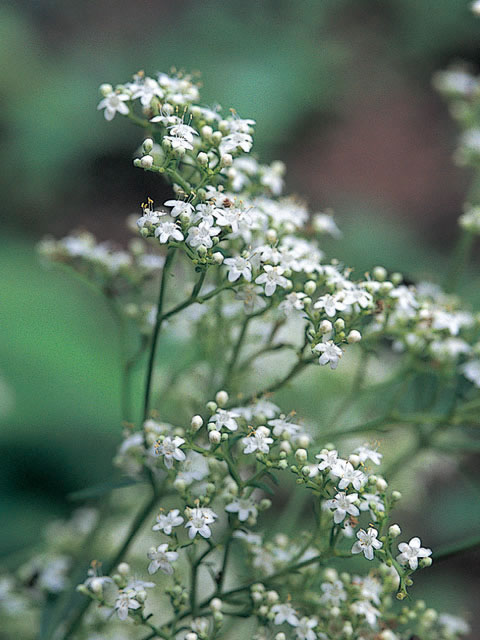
[
  {"xmin": 215, "ymin": 390, "xmax": 229, "ymax": 407},
  {"xmin": 191, "ymin": 415, "xmax": 203, "ymax": 431},
  {"xmin": 347, "ymin": 330, "xmax": 362, "ymax": 344}
]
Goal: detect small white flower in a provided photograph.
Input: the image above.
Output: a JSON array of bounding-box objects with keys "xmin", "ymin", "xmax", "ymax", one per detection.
[
  {"xmin": 351, "ymin": 527, "xmax": 383, "ymax": 560},
  {"xmin": 168, "ymin": 122, "xmax": 198, "ymax": 142},
  {"xmin": 186, "ymin": 221, "xmax": 221, "ymax": 249},
  {"xmin": 315, "ymin": 450, "xmax": 340, "ymax": 472},
  {"xmin": 355, "ymin": 445, "xmax": 382, "ymax": 466},
  {"xmin": 333, "ymin": 460, "xmax": 366, "ymax": 491},
  {"xmin": 278, "ymin": 291, "xmax": 307, "ymax": 316},
  {"xmin": 225, "ymin": 498, "xmax": 258, "ymax": 522},
  {"xmin": 220, "ymin": 132, "xmax": 253, "ymax": 155},
  {"xmin": 147, "ymin": 544, "xmax": 178, "ymax": 575},
  {"xmin": 325, "ymin": 492, "xmax": 359, "ymax": 524},
  {"xmin": 396, "ymin": 537, "xmax": 432, "ymax": 570},
  {"xmin": 152, "ymin": 509, "xmax": 184, "ymax": 535},
  {"xmin": 313, "ymin": 213, "xmax": 341, "ymax": 238},
  {"xmin": 164, "ymin": 200, "xmax": 194, "ymax": 218},
  {"xmin": 154, "ymin": 221, "xmax": 184, "ymax": 244},
  {"xmin": 351, "ymin": 600, "xmax": 380, "ymax": 627},
  {"xmin": 97, "ymin": 92, "xmax": 130, "ymax": 121},
  {"xmin": 320, "ymin": 579, "xmax": 347, "ymax": 605},
  {"xmin": 185, "ymin": 507, "xmax": 217, "ymax": 539},
  {"xmin": 154, "ymin": 436, "xmax": 186, "ymax": 469},
  {"xmin": 271, "ymin": 602, "xmax": 299, "ymax": 626},
  {"xmin": 224, "ymin": 256, "xmax": 252, "ymax": 282},
  {"xmin": 210, "ymin": 409, "xmax": 240, "ymax": 432},
  {"xmin": 313, "ymin": 341, "xmax": 343, "ymax": 369},
  {"xmin": 115, "ymin": 589, "xmax": 141, "ymax": 621},
  {"xmin": 268, "ymin": 417, "xmax": 301, "ymax": 438},
  {"xmin": 242, "ymin": 429, "xmax": 273, "ymax": 454},
  {"xmin": 314, "ymin": 293, "xmax": 346, "ymax": 317},
  {"xmin": 296, "ymin": 616, "xmax": 318, "ymax": 640},
  {"xmin": 255, "ymin": 265, "xmax": 289, "ymax": 296},
  {"xmin": 359, "ymin": 493, "xmax": 385, "ymax": 518},
  {"xmin": 131, "ymin": 77, "xmax": 163, "ymax": 106}
]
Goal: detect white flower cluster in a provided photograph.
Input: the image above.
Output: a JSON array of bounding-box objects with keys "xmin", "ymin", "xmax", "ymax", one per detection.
[{"xmin": 15, "ymin": 66, "xmax": 476, "ymax": 640}]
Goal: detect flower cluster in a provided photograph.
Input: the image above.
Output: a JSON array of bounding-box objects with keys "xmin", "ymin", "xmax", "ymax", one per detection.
[{"xmin": 3, "ymin": 65, "xmax": 475, "ymax": 640}]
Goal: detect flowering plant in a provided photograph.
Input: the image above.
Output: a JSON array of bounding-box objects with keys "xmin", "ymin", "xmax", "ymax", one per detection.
[{"xmin": 3, "ymin": 55, "xmax": 480, "ymax": 640}]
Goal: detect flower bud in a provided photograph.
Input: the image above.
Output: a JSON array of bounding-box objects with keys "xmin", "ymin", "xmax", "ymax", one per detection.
[
  {"xmin": 206, "ymin": 401, "xmax": 217, "ymax": 413},
  {"xmin": 221, "ymin": 153, "xmax": 233, "ymax": 167},
  {"xmin": 266, "ymin": 590, "xmax": 279, "ymax": 604},
  {"xmin": 391, "ymin": 490, "xmax": 402, "ymax": 502},
  {"xmin": 388, "ymin": 524, "xmax": 401, "ymax": 538},
  {"xmin": 209, "ymin": 430, "xmax": 221, "ymax": 444},
  {"xmin": 334, "ymin": 318, "xmax": 345, "ymax": 331},
  {"xmin": 372, "ymin": 266, "xmax": 387, "ymax": 281},
  {"xmin": 197, "ymin": 151, "xmax": 209, "ymax": 166},
  {"xmin": 275, "ymin": 634, "xmax": 286, "ymax": 640},
  {"xmin": 185, "ymin": 634, "xmax": 198, "ymax": 640},
  {"xmin": 191, "ymin": 415, "xmax": 203, "ymax": 431},
  {"xmin": 213, "ymin": 251, "xmax": 224, "ymax": 264},
  {"xmin": 376, "ymin": 477, "xmax": 388, "ymax": 492},
  {"xmin": 210, "ymin": 597, "xmax": 222, "ymax": 611},
  {"xmin": 212, "ymin": 131, "xmax": 223, "ymax": 145},
  {"xmin": 90, "ymin": 577, "xmax": 104, "ymax": 594},
  {"xmin": 347, "ymin": 330, "xmax": 362, "ymax": 344},
  {"xmin": 141, "ymin": 155, "xmax": 154, "ymax": 168},
  {"xmin": 143, "ymin": 138, "xmax": 154, "ymax": 153},
  {"xmin": 319, "ymin": 319, "xmax": 333, "ymax": 334},
  {"xmin": 201, "ymin": 125, "xmax": 213, "ymax": 138},
  {"xmin": 100, "ymin": 83, "xmax": 113, "ymax": 96},
  {"xmin": 324, "ymin": 568, "xmax": 338, "ymax": 582},
  {"xmin": 259, "ymin": 498, "xmax": 272, "ymax": 511},
  {"xmin": 420, "ymin": 557, "xmax": 432, "ymax": 568},
  {"xmin": 295, "ymin": 448, "xmax": 308, "ymax": 463},
  {"xmin": 304, "ymin": 280, "xmax": 316, "ymax": 296},
  {"xmin": 348, "ymin": 454, "xmax": 360, "ymax": 467},
  {"xmin": 391, "ymin": 272, "xmax": 403, "ymax": 285},
  {"xmin": 266, "ymin": 229, "xmax": 277, "ymax": 244},
  {"xmin": 215, "ymin": 390, "xmax": 229, "ymax": 407},
  {"xmin": 117, "ymin": 562, "xmax": 130, "ymax": 576}
]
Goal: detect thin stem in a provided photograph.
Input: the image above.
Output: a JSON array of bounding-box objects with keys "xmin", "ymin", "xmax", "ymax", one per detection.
[
  {"xmin": 143, "ymin": 249, "xmax": 176, "ymax": 422},
  {"xmin": 61, "ymin": 489, "xmax": 161, "ymax": 639},
  {"xmin": 224, "ymin": 315, "xmax": 251, "ymax": 385}
]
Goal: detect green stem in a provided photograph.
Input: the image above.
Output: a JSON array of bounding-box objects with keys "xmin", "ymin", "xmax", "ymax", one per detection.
[
  {"xmin": 143, "ymin": 249, "xmax": 176, "ymax": 422},
  {"xmin": 61, "ymin": 489, "xmax": 161, "ymax": 639}
]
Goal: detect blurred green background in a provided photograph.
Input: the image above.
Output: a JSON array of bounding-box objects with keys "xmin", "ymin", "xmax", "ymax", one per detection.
[{"xmin": 1, "ymin": 0, "xmax": 479, "ymax": 634}]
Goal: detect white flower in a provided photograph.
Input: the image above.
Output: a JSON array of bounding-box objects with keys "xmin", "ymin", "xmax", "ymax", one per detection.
[
  {"xmin": 131, "ymin": 77, "xmax": 163, "ymax": 106},
  {"xmin": 438, "ymin": 613, "xmax": 471, "ymax": 636},
  {"xmin": 359, "ymin": 493, "xmax": 385, "ymax": 518},
  {"xmin": 168, "ymin": 122, "xmax": 198, "ymax": 142},
  {"xmin": 313, "ymin": 213, "xmax": 341, "ymax": 238},
  {"xmin": 152, "ymin": 509, "xmax": 184, "ymax": 534},
  {"xmin": 296, "ymin": 616, "xmax": 318, "ymax": 640},
  {"xmin": 343, "ymin": 287, "xmax": 373, "ymax": 309},
  {"xmin": 235, "ymin": 285, "xmax": 266, "ymax": 313},
  {"xmin": 154, "ymin": 221, "xmax": 184, "ymax": 244},
  {"xmin": 210, "ymin": 409, "xmax": 240, "ymax": 432},
  {"xmin": 115, "ymin": 589, "xmax": 141, "ymax": 621},
  {"xmin": 137, "ymin": 205, "xmax": 164, "ymax": 229},
  {"xmin": 220, "ymin": 132, "xmax": 253, "ymax": 155},
  {"xmin": 314, "ymin": 293, "xmax": 346, "ymax": 317},
  {"xmin": 325, "ymin": 492, "xmax": 360, "ymax": 524},
  {"xmin": 255, "ymin": 265, "xmax": 289, "ymax": 296},
  {"xmin": 353, "ymin": 574, "xmax": 382, "ymax": 605},
  {"xmin": 154, "ymin": 436, "xmax": 186, "ymax": 469},
  {"xmin": 225, "ymin": 498, "xmax": 258, "ymax": 522},
  {"xmin": 164, "ymin": 200, "xmax": 194, "ymax": 218},
  {"xmin": 396, "ymin": 537, "xmax": 432, "ymax": 570},
  {"xmin": 278, "ymin": 292, "xmax": 307, "ymax": 316},
  {"xmin": 186, "ymin": 221, "xmax": 221, "ymax": 249},
  {"xmin": 462, "ymin": 359, "xmax": 480, "ymax": 387},
  {"xmin": 355, "ymin": 445, "xmax": 382, "ymax": 466},
  {"xmin": 320, "ymin": 579, "xmax": 347, "ymax": 605},
  {"xmin": 224, "ymin": 256, "xmax": 252, "ymax": 282},
  {"xmin": 185, "ymin": 507, "xmax": 217, "ymax": 539},
  {"xmin": 333, "ymin": 460, "xmax": 366, "ymax": 491},
  {"xmin": 271, "ymin": 602, "xmax": 299, "ymax": 626},
  {"xmin": 242, "ymin": 429, "xmax": 273, "ymax": 454},
  {"xmin": 351, "ymin": 600, "xmax": 380, "ymax": 627},
  {"xmin": 268, "ymin": 417, "xmax": 301, "ymax": 438},
  {"xmin": 316, "ymin": 449, "xmax": 340, "ymax": 472},
  {"xmin": 147, "ymin": 544, "xmax": 178, "ymax": 575},
  {"xmin": 175, "ymin": 451, "xmax": 209, "ymax": 485},
  {"xmin": 97, "ymin": 92, "xmax": 130, "ymax": 121},
  {"xmin": 313, "ymin": 341, "xmax": 343, "ymax": 369},
  {"xmin": 352, "ymin": 527, "xmax": 383, "ymax": 560}
]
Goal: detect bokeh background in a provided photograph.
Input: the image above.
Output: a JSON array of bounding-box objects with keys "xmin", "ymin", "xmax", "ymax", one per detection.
[{"xmin": 1, "ymin": 0, "xmax": 480, "ymax": 635}]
